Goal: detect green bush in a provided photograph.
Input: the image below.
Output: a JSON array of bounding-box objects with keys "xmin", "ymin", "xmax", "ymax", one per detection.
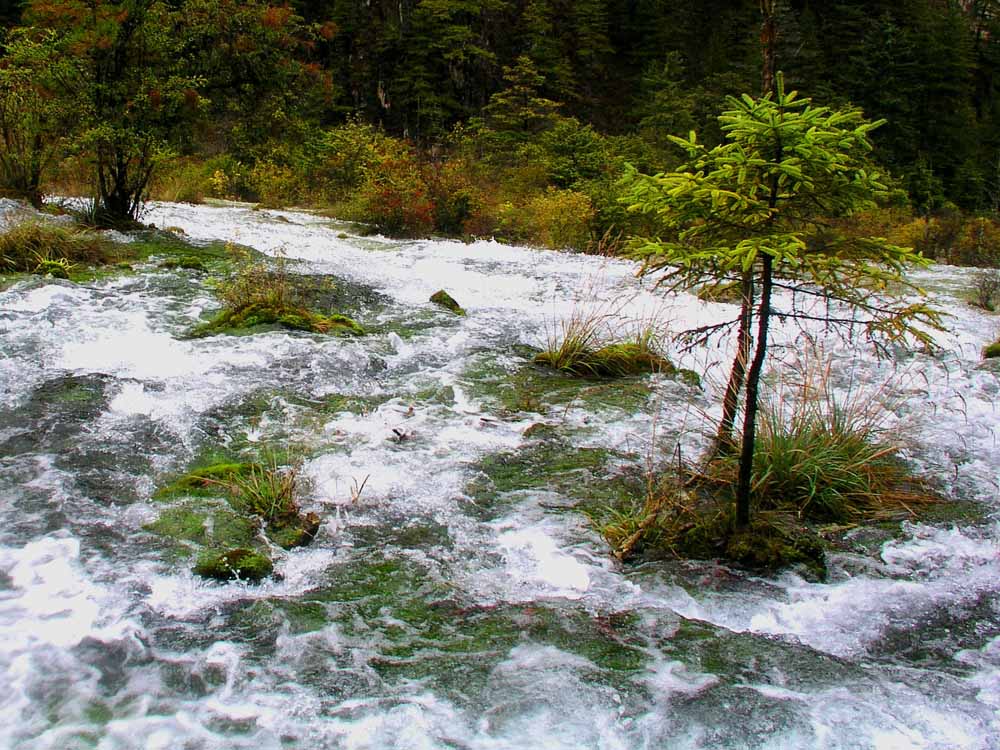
[
  {"xmin": 310, "ymin": 119, "xmax": 392, "ymax": 199},
  {"xmin": 498, "ymin": 187, "xmax": 595, "ymax": 250},
  {"xmin": 148, "ymin": 158, "xmax": 213, "ymax": 203}
]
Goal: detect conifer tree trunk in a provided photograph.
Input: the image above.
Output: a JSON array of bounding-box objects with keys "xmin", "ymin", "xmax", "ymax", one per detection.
[
  {"xmin": 734, "ymin": 0, "xmax": 780, "ymax": 524},
  {"xmin": 735, "ymin": 252, "xmax": 773, "ymax": 527},
  {"xmin": 714, "ymin": 274, "xmax": 753, "ymax": 454},
  {"xmin": 713, "ymin": 0, "xmax": 777, "ymax": 458}
]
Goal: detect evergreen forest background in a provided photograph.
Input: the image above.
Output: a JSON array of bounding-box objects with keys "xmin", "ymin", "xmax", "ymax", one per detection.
[{"xmin": 2, "ymin": 0, "xmax": 1000, "ymax": 256}]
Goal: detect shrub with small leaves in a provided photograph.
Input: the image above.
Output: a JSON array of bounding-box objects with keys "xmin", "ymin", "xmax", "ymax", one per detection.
[
  {"xmin": 355, "ymin": 146, "xmax": 435, "ymax": 237},
  {"xmin": 971, "ymin": 268, "xmax": 1000, "ymax": 310},
  {"xmin": 498, "ymin": 187, "xmax": 595, "ymax": 250}
]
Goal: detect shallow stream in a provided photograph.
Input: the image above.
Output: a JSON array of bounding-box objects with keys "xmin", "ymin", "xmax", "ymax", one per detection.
[{"xmin": 1, "ymin": 200, "xmax": 998, "ymax": 749}]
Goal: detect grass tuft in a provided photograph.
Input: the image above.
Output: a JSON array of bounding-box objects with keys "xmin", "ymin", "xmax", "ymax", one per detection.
[
  {"xmin": 0, "ymin": 219, "xmax": 116, "ymax": 273},
  {"xmin": 533, "ymin": 294, "xmax": 678, "ymax": 378},
  {"xmin": 214, "ymin": 453, "xmax": 320, "ymax": 550}
]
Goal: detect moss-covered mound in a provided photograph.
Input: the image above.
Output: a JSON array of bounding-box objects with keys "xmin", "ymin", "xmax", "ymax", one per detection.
[
  {"xmin": 194, "ymin": 548, "xmax": 274, "ymax": 582},
  {"xmin": 266, "ymin": 511, "xmax": 321, "ymax": 549},
  {"xmin": 983, "ymin": 340, "xmax": 1000, "ymax": 359},
  {"xmin": 678, "ymin": 508, "xmax": 827, "ymax": 580},
  {"xmin": 190, "ymin": 303, "xmax": 364, "ymax": 338},
  {"xmin": 159, "ymin": 255, "xmax": 207, "ymax": 272},
  {"xmin": 430, "ymin": 289, "xmax": 466, "ymax": 315},
  {"xmin": 155, "ymin": 462, "xmax": 260, "ymax": 499},
  {"xmin": 534, "ymin": 341, "xmax": 681, "ymax": 378},
  {"xmin": 147, "ymin": 455, "xmax": 322, "ymax": 583}
]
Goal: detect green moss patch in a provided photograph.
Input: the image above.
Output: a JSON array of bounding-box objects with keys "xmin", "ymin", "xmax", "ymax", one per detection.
[
  {"xmin": 159, "ymin": 256, "xmax": 208, "ymax": 272},
  {"xmin": 303, "ymin": 554, "xmax": 647, "ymax": 691},
  {"xmin": 125, "ymin": 231, "xmax": 240, "ymax": 270},
  {"xmin": 461, "ymin": 351, "xmax": 668, "ymax": 418},
  {"xmin": 983, "ymin": 340, "xmax": 1000, "ymax": 359},
  {"xmin": 154, "ymin": 461, "xmax": 260, "ymax": 501},
  {"xmin": 534, "ymin": 341, "xmax": 675, "ymax": 377},
  {"xmin": 189, "ymin": 302, "xmax": 364, "ymax": 338},
  {"xmin": 464, "ymin": 436, "xmax": 630, "ymax": 519}
]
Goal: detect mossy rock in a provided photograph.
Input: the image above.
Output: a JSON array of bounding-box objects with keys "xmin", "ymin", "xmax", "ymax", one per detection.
[
  {"xmin": 534, "ymin": 342, "xmax": 675, "ymax": 378},
  {"xmin": 194, "ymin": 548, "xmax": 273, "ymax": 582},
  {"xmin": 318, "ymin": 313, "xmax": 365, "ymax": 336},
  {"xmin": 190, "ymin": 303, "xmax": 364, "ymax": 338},
  {"xmin": 983, "ymin": 340, "xmax": 1000, "ymax": 359},
  {"xmin": 696, "ymin": 280, "xmax": 744, "ymax": 304},
  {"xmin": 673, "ymin": 369, "xmax": 700, "ymax": 388},
  {"xmin": 155, "ymin": 462, "xmax": 259, "ymax": 500},
  {"xmin": 460, "ymin": 351, "xmax": 661, "ymax": 417},
  {"xmin": 34, "ymin": 260, "xmax": 72, "ymax": 278},
  {"xmin": 430, "ymin": 289, "xmax": 466, "ymax": 316},
  {"xmin": 266, "ymin": 511, "xmax": 321, "ymax": 550}
]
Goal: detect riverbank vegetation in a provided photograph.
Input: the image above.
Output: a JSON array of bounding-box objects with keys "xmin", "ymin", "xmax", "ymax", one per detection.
[{"xmin": 0, "ymin": 1, "xmax": 998, "ymax": 252}]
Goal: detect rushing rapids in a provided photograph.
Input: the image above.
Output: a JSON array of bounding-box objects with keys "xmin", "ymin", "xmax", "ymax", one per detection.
[{"xmin": 1, "ymin": 199, "xmax": 998, "ymax": 749}]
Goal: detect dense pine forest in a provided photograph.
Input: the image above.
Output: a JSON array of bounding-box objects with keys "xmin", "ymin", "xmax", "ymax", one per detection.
[{"xmin": 2, "ymin": 1, "xmax": 1000, "ymax": 253}]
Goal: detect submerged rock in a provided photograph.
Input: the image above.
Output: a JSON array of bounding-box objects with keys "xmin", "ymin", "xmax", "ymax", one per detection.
[
  {"xmin": 430, "ymin": 289, "xmax": 466, "ymax": 315},
  {"xmin": 194, "ymin": 548, "xmax": 274, "ymax": 582}
]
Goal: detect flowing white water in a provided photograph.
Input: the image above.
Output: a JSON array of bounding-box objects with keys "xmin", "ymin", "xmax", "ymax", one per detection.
[{"xmin": 0, "ymin": 200, "xmax": 998, "ymax": 749}]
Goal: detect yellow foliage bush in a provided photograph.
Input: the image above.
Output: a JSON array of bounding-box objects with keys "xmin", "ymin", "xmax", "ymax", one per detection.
[
  {"xmin": 249, "ymin": 160, "xmax": 303, "ymax": 207},
  {"xmin": 497, "ymin": 187, "xmax": 595, "ymax": 250}
]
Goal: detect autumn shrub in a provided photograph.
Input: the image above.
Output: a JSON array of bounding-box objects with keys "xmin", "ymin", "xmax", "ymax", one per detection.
[
  {"xmin": 204, "ymin": 155, "xmax": 252, "ymax": 201},
  {"xmin": 498, "ymin": 187, "xmax": 595, "ymax": 250},
  {"xmin": 249, "ymin": 159, "xmax": 305, "ymax": 207},
  {"xmin": 952, "ymin": 217, "xmax": 1000, "ymax": 267},
  {"xmin": 970, "ymin": 268, "xmax": 1000, "ymax": 310},
  {"xmin": 909, "ymin": 212, "xmax": 965, "ymax": 262},
  {"xmin": 423, "ymin": 158, "xmax": 480, "ymax": 236},
  {"xmin": 352, "ymin": 145, "xmax": 435, "ymax": 237},
  {"xmin": 43, "ymin": 154, "xmax": 91, "ymax": 199}
]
